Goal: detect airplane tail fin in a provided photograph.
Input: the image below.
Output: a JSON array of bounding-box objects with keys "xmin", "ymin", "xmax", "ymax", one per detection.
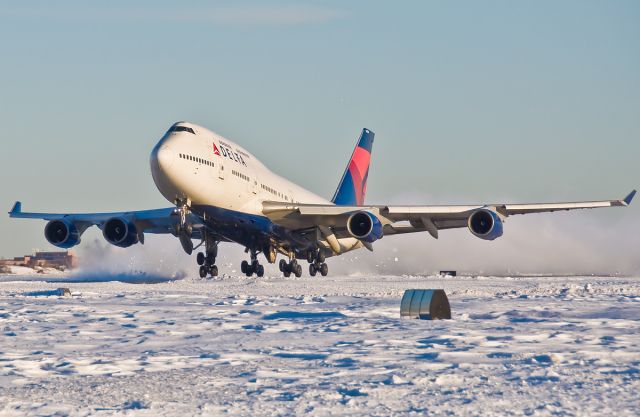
[{"xmin": 332, "ymin": 128, "xmax": 374, "ymax": 206}]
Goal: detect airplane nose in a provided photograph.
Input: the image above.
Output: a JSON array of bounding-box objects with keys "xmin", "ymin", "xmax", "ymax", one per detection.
[{"xmin": 154, "ymin": 145, "xmax": 175, "ymax": 171}]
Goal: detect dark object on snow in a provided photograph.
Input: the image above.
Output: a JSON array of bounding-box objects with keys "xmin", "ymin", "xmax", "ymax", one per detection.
[
  {"xmin": 439, "ymin": 270, "xmax": 457, "ymax": 276},
  {"xmin": 400, "ymin": 289, "xmax": 451, "ymax": 320},
  {"xmin": 25, "ymin": 288, "xmax": 72, "ymax": 297}
]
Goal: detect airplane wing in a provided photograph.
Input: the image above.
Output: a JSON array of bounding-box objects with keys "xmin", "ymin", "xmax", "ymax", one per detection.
[
  {"xmin": 8, "ymin": 202, "xmax": 207, "ymax": 239},
  {"xmin": 263, "ymin": 190, "xmax": 636, "ymax": 240}
]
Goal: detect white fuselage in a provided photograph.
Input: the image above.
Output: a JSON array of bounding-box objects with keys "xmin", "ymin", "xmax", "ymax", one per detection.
[
  {"xmin": 150, "ymin": 121, "xmax": 364, "ymax": 255},
  {"xmin": 151, "ymin": 122, "xmax": 329, "ymax": 215}
]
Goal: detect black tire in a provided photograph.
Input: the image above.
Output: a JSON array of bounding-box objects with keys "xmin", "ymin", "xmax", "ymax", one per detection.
[
  {"xmin": 320, "ymin": 263, "xmax": 328, "ymax": 276},
  {"xmin": 279, "ymin": 259, "xmax": 287, "ymax": 272},
  {"xmin": 196, "ymin": 252, "xmax": 205, "ymax": 266},
  {"xmin": 309, "ymin": 264, "xmax": 317, "ymax": 277},
  {"xmin": 256, "ymin": 264, "xmax": 264, "ymax": 277},
  {"xmin": 317, "ymin": 251, "xmax": 326, "ymax": 263},
  {"xmin": 241, "ymin": 260, "xmax": 249, "ymax": 274},
  {"xmin": 206, "ymin": 254, "xmax": 216, "ymax": 266},
  {"xmin": 199, "ymin": 265, "xmax": 207, "ymax": 278},
  {"xmin": 283, "ymin": 270, "xmax": 291, "ymax": 278},
  {"xmin": 210, "ymin": 265, "xmax": 218, "ymax": 277},
  {"xmin": 294, "ymin": 264, "xmax": 302, "ymax": 278},
  {"xmin": 306, "ymin": 251, "xmax": 315, "ymax": 264}
]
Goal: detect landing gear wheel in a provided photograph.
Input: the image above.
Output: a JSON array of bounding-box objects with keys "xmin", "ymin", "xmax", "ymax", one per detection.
[
  {"xmin": 241, "ymin": 260, "xmax": 249, "ymax": 274},
  {"xmin": 256, "ymin": 264, "xmax": 265, "ymax": 278},
  {"xmin": 320, "ymin": 263, "xmax": 328, "ymax": 277},
  {"xmin": 316, "ymin": 251, "xmax": 326, "ymax": 263},
  {"xmin": 282, "ymin": 257, "xmax": 299, "ymax": 278},
  {"xmin": 196, "ymin": 232, "xmax": 219, "ymax": 278},
  {"xmin": 294, "ymin": 264, "xmax": 303, "ymax": 278},
  {"xmin": 309, "ymin": 264, "xmax": 317, "ymax": 277},
  {"xmin": 306, "ymin": 251, "xmax": 315, "ymax": 264}
]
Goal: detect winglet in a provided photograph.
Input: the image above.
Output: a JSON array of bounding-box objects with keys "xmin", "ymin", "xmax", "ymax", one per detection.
[
  {"xmin": 9, "ymin": 201, "xmax": 22, "ymax": 216},
  {"xmin": 623, "ymin": 190, "xmax": 636, "ymax": 206}
]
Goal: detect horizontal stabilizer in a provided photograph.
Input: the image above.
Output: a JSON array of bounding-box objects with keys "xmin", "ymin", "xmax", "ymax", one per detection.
[{"xmin": 9, "ymin": 201, "xmax": 22, "ymax": 215}]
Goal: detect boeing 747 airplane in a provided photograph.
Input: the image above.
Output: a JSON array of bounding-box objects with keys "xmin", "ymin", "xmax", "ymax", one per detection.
[{"xmin": 9, "ymin": 122, "xmax": 636, "ymax": 278}]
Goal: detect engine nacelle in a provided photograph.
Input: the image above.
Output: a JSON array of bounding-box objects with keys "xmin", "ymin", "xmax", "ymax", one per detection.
[
  {"xmin": 103, "ymin": 217, "xmax": 139, "ymax": 248},
  {"xmin": 468, "ymin": 209, "xmax": 503, "ymax": 241},
  {"xmin": 44, "ymin": 219, "xmax": 81, "ymax": 249},
  {"xmin": 347, "ymin": 211, "xmax": 384, "ymax": 243}
]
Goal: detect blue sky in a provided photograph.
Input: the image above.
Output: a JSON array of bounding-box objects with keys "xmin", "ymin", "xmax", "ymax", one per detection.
[{"xmin": 0, "ymin": 1, "xmax": 638, "ymax": 267}]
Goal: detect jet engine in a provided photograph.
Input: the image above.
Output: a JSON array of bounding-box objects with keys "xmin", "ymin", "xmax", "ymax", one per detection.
[
  {"xmin": 103, "ymin": 217, "xmax": 140, "ymax": 248},
  {"xmin": 347, "ymin": 211, "xmax": 384, "ymax": 243},
  {"xmin": 44, "ymin": 219, "xmax": 82, "ymax": 248},
  {"xmin": 468, "ymin": 209, "xmax": 503, "ymax": 240}
]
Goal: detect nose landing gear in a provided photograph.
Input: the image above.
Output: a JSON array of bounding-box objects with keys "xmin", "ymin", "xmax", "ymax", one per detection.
[{"xmin": 175, "ymin": 202, "xmax": 194, "ymax": 255}]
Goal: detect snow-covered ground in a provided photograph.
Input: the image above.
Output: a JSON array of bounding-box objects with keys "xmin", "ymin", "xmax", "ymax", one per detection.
[{"xmin": 0, "ymin": 272, "xmax": 639, "ymax": 416}]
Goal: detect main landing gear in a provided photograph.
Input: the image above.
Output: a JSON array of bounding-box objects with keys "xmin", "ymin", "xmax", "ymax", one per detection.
[
  {"xmin": 307, "ymin": 250, "xmax": 328, "ymax": 277},
  {"xmin": 280, "ymin": 258, "xmax": 302, "ymax": 278},
  {"xmin": 196, "ymin": 236, "xmax": 218, "ymax": 278},
  {"xmin": 241, "ymin": 250, "xmax": 265, "ymax": 277}
]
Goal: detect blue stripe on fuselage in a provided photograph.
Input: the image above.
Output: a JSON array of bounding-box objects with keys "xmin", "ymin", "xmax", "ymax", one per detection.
[{"xmin": 191, "ymin": 204, "xmax": 302, "ymax": 250}]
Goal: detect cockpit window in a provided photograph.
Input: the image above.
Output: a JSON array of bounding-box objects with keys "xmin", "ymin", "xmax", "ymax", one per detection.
[{"xmin": 169, "ymin": 125, "xmax": 195, "ymax": 134}]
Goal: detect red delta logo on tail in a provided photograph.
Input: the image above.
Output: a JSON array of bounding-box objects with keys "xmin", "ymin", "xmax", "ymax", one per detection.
[
  {"xmin": 348, "ymin": 146, "xmax": 371, "ymax": 205},
  {"xmin": 332, "ymin": 128, "xmax": 375, "ymax": 206},
  {"xmin": 212, "ymin": 143, "xmax": 221, "ymax": 156}
]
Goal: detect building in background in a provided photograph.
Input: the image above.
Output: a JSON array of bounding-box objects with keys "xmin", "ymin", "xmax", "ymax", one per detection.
[{"xmin": 0, "ymin": 251, "xmax": 77, "ymax": 271}]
